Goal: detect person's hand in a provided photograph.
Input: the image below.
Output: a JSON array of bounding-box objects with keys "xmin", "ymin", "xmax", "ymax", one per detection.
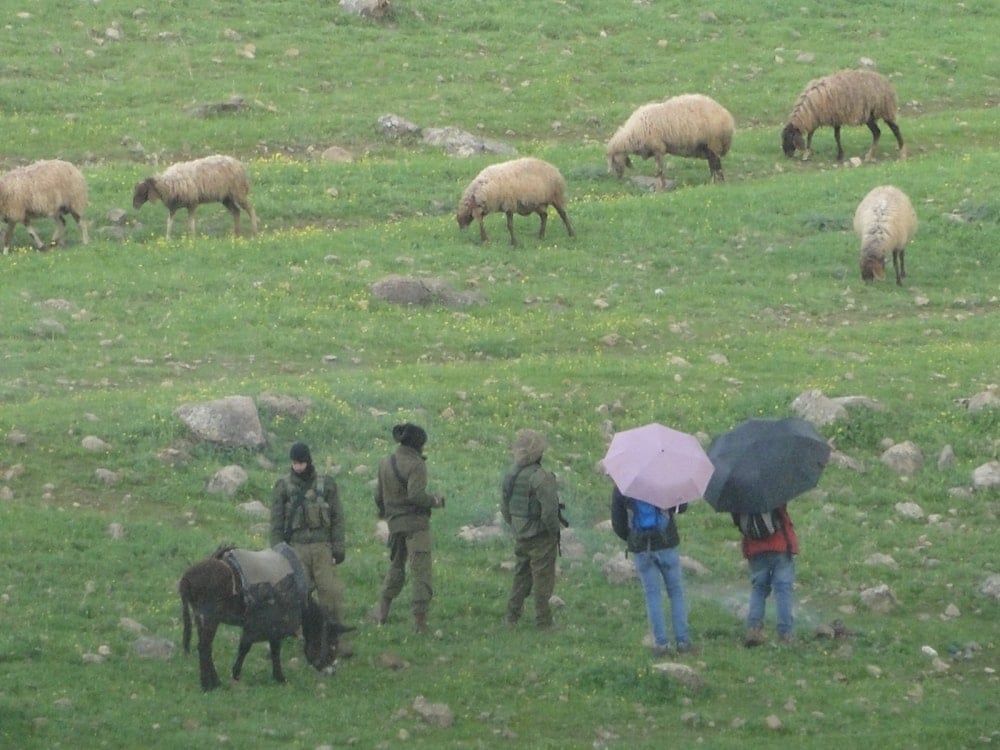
[{"xmin": 333, "ymin": 551, "xmax": 345, "ymax": 565}]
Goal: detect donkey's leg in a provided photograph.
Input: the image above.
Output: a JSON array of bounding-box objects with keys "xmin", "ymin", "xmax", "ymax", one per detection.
[
  {"xmin": 197, "ymin": 620, "xmax": 222, "ymax": 691},
  {"xmin": 268, "ymin": 639, "xmax": 287, "ymax": 684},
  {"xmin": 231, "ymin": 635, "xmax": 254, "ymax": 682}
]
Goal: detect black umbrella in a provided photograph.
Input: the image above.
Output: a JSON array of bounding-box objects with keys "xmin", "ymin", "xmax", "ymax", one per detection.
[{"xmin": 704, "ymin": 417, "xmax": 831, "ymax": 514}]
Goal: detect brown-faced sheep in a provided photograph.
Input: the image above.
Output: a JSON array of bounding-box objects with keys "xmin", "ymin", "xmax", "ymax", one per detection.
[
  {"xmin": 782, "ymin": 70, "xmax": 906, "ymax": 162},
  {"xmin": 456, "ymin": 157, "xmax": 575, "ymax": 247},
  {"xmin": 0, "ymin": 159, "xmax": 88, "ymax": 254},
  {"xmin": 854, "ymin": 185, "xmax": 916, "ymax": 286},
  {"xmin": 133, "ymin": 155, "xmax": 258, "ymax": 239},
  {"xmin": 606, "ymin": 94, "xmax": 735, "ymax": 188}
]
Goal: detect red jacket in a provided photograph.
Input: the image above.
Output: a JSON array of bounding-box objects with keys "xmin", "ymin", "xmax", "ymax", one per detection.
[{"xmin": 741, "ymin": 506, "xmax": 799, "ymax": 559}]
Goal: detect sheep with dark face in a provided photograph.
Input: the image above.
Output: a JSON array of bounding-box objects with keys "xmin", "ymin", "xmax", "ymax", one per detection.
[
  {"xmin": 854, "ymin": 185, "xmax": 917, "ymax": 286},
  {"xmin": 782, "ymin": 70, "xmax": 906, "ymax": 162},
  {"xmin": 133, "ymin": 155, "xmax": 258, "ymax": 239},
  {"xmin": 606, "ymin": 94, "xmax": 735, "ymax": 187},
  {"xmin": 0, "ymin": 159, "xmax": 88, "ymax": 254},
  {"xmin": 457, "ymin": 157, "xmax": 575, "ymax": 247}
]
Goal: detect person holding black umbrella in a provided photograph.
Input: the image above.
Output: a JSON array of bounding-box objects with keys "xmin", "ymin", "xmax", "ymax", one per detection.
[{"xmin": 734, "ymin": 505, "xmax": 799, "ymax": 647}]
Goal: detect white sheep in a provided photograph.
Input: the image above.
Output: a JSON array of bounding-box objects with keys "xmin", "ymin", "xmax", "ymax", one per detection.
[
  {"xmin": 456, "ymin": 157, "xmax": 575, "ymax": 246},
  {"xmin": 854, "ymin": 185, "xmax": 917, "ymax": 286},
  {"xmin": 132, "ymin": 155, "xmax": 259, "ymax": 239},
  {"xmin": 782, "ymin": 70, "xmax": 906, "ymax": 162},
  {"xmin": 605, "ymin": 94, "xmax": 735, "ymax": 188},
  {"xmin": 0, "ymin": 159, "xmax": 89, "ymax": 254}
]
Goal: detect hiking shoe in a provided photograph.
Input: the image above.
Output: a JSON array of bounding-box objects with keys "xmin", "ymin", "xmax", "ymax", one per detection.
[
  {"xmin": 651, "ymin": 644, "xmax": 670, "ymax": 658},
  {"xmin": 778, "ymin": 633, "xmax": 795, "ymax": 645},
  {"xmin": 744, "ymin": 628, "xmax": 766, "ymax": 648},
  {"xmin": 675, "ymin": 641, "xmax": 698, "ymax": 656}
]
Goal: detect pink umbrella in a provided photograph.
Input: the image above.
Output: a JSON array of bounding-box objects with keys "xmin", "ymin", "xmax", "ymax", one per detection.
[{"xmin": 601, "ymin": 423, "xmax": 714, "ymax": 510}]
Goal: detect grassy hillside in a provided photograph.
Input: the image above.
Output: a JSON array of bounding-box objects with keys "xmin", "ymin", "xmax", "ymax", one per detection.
[{"xmin": 1, "ymin": 1, "xmax": 998, "ymax": 748}]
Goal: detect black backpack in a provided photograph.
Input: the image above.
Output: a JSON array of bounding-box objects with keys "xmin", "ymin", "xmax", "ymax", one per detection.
[{"xmin": 735, "ymin": 509, "xmax": 783, "ymax": 540}]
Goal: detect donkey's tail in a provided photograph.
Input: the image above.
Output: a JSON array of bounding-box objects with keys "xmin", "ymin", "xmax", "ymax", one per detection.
[{"xmin": 179, "ymin": 575, "xmax": 193, "ymax": 654}]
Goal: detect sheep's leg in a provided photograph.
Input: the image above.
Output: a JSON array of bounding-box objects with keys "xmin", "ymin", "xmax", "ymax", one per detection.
[
  {"xmin": 700, "ymin": 147, "xmax": 725, "ymax": 183},
  {"xmin": 242, "ymin": 200, "xmax": 259, "ymax": 236},
  {"xmin": 893, "ymin": 248, "xmax": 905, "ymax": 286},
  {"xmin": 223, "ymin": 197, "xmax": 242, "ymax": 237},
  {"xmin": 833, "ymin": 126, "xmax": 845, "ymax": 162},
  {"xmin": 886, "ymin": 119, "xmax": 906, "ymax": 158},
  {"xmin": 802, "ymin": 131, "xmax": 815, "ymax": 161},
  {"xmin": 197, "ymin": 619, "xmax": 222, "ymax": 691},
  {"xmin": 71, "ymin": 211, "xmax": 89, "ymax": 245},
  {"xmin": 268, "ymin": 639, "xmax": 287, "ymax": 684},
  {"xmin": 51, "ymin": 214, "xmax": 67, "ymax": 247},
  {"xmin": 165, "ymin": 210, "xmax": 176, "ymax": 240},
  {"xmin": 537, "ymin": 208, "xmax": 548, "ymax": 239},
  {"xmin": 654, "ymin": 155, "xmax": 667, "ymax": 190},
  {"xmin": 24, "ymin": 221, "xmax": 46, "ymax": 251},
  {"xmin": 2, "ymin": 222, "xmax": 14, "ymax": 254},
  {"xmin": 864, "ymin": 116, "xmax": 882, "ymax": 161},
  {"xmin": 477, "ymin": 216, "xmax": 489, "ymax": 243},
  {"xmin": 505, "ymin": 211, "xmax": 518, "ymax": 246},
  {"xmin": 186, "ymin": 207, "xmax": 198, "ymax": 238},
  {"xmin": 554, "ymin": 205, "xmax": 575, "ymax": 238}
]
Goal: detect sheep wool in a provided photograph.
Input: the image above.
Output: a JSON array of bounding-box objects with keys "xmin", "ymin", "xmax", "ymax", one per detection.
[
  {"xmin": 854, "ymin": 185, "xmax": 917, "ymax": 286},
  {"xmin": 782, "ymin": 70, "xmax": 905, "ymax": 162},
  {"xmin": 456, "ymin": 157, "xmax": 575, "ymax": 247},
  {"xmin": 133, "ymin": 155, "xmax": 259, "ymax": 239},
  {"xmin": 0, "ymin": 159, "xmax": 89, "ymax": 254},
  {"xmin": 606, "ymin": 94, "xmax": 735, "ymax": 187}
]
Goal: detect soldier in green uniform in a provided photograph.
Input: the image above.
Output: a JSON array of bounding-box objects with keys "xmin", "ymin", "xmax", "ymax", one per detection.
[
  {"xmin": 371, "ymin": 424, "xmax": 445, "ymax": 634},
  {"xmin": 270, "ymin": 442, "xmax": 348, "ymax": 635},
  {"xmin": 501, "ymin": 429, "xmax": 562, "ymax": 629}
]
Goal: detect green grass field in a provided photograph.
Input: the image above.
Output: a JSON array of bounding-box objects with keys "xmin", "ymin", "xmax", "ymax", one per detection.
[{"xmin": 1, "ymin": 1, "xmax": 998, "ymax": 748}]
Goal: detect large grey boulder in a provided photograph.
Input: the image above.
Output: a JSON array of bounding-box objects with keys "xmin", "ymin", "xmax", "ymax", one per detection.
[{"xmin": 175, "ymin": 396, "xmax": 265, "ymax": 448}]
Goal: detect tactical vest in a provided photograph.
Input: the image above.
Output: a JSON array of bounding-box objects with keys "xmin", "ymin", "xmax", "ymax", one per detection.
[
  {"xmin": 504, "ymin": 464, "xmax": 541, "ymax": 519},
  {"xmin": 284, "ymin": 476, "xmax": 330, "ymax": 538}
]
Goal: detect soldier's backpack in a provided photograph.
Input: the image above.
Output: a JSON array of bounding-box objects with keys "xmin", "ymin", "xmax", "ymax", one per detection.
[{"xmin": 735, "ymin": 509, "xmax": 782, "ymax": 540}]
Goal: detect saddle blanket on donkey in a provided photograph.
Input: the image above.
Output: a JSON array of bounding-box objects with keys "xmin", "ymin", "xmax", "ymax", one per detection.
[{"xmin": 221, "ymin": 543, "xmax": 309, "ymax": 641}]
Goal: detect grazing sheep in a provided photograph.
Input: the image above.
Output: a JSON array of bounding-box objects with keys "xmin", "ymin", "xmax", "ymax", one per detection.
[
  {"xmin": 456, "ymin": 157, "xmax": 575, "ymax": 246},
  {"xmin": 782, "ymin": 70, "xmax": 906, "ymax": 162},
  {"xmin": 0, "ymin": 159, "xmax": 88, "ymax": 254},
  {"xmin": 132, "ymin": 155, "xmax": 258, "ymax": 239},
  {"xmin": 606, "ymin": 94, "xmax": 735, "ymax": 188},
  {"xmin": 854, "ymin": 185, "xmax": 917, "ymax": 286}
]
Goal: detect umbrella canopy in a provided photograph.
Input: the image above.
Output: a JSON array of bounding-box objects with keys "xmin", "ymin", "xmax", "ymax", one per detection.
[
  {"xmin": 601, "ymin": 423, "xmax": 715, "ymax": 510},
  {"xmin": 704, "ymin": 417, "xmax": 831, "ymax": 514}
]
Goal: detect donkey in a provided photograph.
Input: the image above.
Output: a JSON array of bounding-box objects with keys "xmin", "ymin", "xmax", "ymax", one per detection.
[{"xmin": 178, "ymin": 543, "xmax": 342, "ymax": 691}]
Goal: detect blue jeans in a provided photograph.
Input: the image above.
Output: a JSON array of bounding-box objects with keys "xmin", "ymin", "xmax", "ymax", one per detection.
[
  {"xmin": 747, "ymin": 552, "xmax": 795, "ymax": 636},
  {"xmin": 634, "ymin": 546, "xmax": 689, "ymax": 648}
]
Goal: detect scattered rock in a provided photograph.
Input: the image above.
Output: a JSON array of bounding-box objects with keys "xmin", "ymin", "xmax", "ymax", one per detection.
[
  {"xmin": 133, "ymin": 636, "xmax": 175, "ymax": 660},
  {"xmin": 340, "ymin": 0, "xmax": 393, "ymax": 19},
  {"xmin": 421, "ymin": 126, "xmax": 517, "ymax": 158},
  {"xmin": 185, "ymin": 95, "xmax": 246, "ymax": 118},
  {"xmin": 972, "ymin": 461, "xmax": 1000, "ymax": 490},
  {"xmin": 881, "ymin": 441, "xmax": 923, "ymax": 475},
  {"xmin": 207, "ymin": 465, "xmax": 249, "ymax": 496},
  {"xmin": 651, "ymin": 661, "xmax": 703, "ymax": 690},
  {"xmin": 602, "ymin": 553, "xmax": 636, "ymax": 584},
  {"xmin": 979, "ymin": 575, "xmax": 1000, "ymax": 601},
  {"xmin": 865, "ymin": 553, "xmax": 899, "ymax": 569},
  {"xmin": 237, "ymin": 500, "xmax": 269, "ymax": 518},
  {"xmin": 256, "ymin": 392, "xmax": 312, "ymax": 420},
  {"xmin": 82, "ymin": 436, "xmax": 111, "ymax": 451},
  {"xmin": 379, "ymin": 652, "xmax": 409, "ymax": 670},
  {"xmin": 94, "ymin": 468, "xmax": 120, "ymax": 484},
  {"xmin": 894, "ymin": 502, "xmax": 924, "ymax": 520},
  {"xmin": 371, "ymin": 275, "xmax": 484, "ymax": 308},
  {"xmin": 106, "ymin": 523, "xmax": 126, "ymax": 539},
  {"xmin": 412, "ymin": 696, "xmax": 454, "ymax": 727},
  {"xmin": 6, "ymin": 430, "xmax": 29, "ymax": 446},
  {"xmin": 860, "ymin": 584, "xmax": 898, "ymax": 613},
  {"xmin": 376, "ymin": 113, "xmax": 421, "ymax": 139},
  {"xmin": 937, "ymin": 444, "xmax": 955, "ymax": 470}
]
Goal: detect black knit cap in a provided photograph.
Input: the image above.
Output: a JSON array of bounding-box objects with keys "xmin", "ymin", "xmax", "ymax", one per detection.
[
  {"xmin": 289, "ymin": 442, "xmax": 312, "ymax": 464},
  {"xmin": 392, "ymin": 423, "xmax": 427, "ymax": 450}
]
